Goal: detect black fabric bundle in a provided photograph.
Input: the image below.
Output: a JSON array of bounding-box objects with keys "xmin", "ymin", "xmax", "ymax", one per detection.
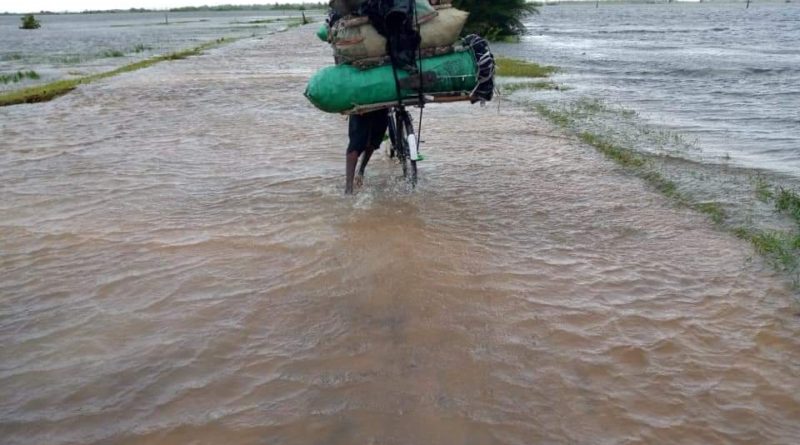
[
  {"xmin": 358, "ymin": 0, "xmax": 421, "ymax": 72},
  {"xmin": 463, "ymin": 34, "xmax": 495, "ymax": 104}
]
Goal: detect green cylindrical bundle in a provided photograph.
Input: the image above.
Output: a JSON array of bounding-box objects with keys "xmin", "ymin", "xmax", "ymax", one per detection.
[
  {"xmin": 316, "ymin": 24, "xmax": 329, "ymax": 42},
  {"xmin": 304, "ymin": 49, "xmax": 477, "ymax": 113}
]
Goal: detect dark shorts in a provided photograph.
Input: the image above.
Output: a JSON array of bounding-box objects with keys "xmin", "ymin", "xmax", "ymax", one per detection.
[{"xmin": 348, "ymin": 109, "xmax": 389, "ymax": 154}]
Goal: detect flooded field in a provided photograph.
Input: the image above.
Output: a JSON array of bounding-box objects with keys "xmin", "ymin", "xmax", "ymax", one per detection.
[
  {"xmin": 1, "ymin": 23, "xmax": 799, "ymax": 445},
  {"xmin": 498, "ymin": 2, "xmax": 800, "ymax": 278},
  {"xmin": 0, "ymin": 10, "xmax": 321, "ymax": 91},
  {"xmin": 502, "ymin": 2, "xmax": 800, "ymax": 177}
]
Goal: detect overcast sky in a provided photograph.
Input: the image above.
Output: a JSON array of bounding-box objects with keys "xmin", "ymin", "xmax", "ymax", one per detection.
[{"xmin": 0, "ymin": 1, "xmax": 309, "ymax": 13}]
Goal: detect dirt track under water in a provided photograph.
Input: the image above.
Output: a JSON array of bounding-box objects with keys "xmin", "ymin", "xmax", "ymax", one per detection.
[{"xmin": 1, "ymin": 25, "xmax": 799, "ymax": 445}]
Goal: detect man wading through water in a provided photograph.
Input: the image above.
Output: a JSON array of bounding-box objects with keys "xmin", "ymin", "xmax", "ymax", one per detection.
[{"xmin": 328, "ymin": 0, "xmax": 421, "ymax": 194}]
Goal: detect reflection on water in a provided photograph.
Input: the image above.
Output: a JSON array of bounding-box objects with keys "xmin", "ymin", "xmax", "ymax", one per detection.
[{"xmin": 1, "ymin": 27, "xmax": 799, "ymax": 445}]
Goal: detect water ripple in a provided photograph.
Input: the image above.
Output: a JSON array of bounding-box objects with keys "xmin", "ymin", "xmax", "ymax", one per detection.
[{"xmin": 1, "ymin": 24, "xmax": 799, "ymax": 445}]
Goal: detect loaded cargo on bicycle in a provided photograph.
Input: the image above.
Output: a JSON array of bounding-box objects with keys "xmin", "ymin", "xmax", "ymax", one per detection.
[{"xmin": 305, "ymin": 0, "xmax": 496, "ymax": 115}]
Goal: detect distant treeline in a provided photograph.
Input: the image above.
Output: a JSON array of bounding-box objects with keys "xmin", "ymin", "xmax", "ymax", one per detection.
[
  {"xmin": 4, "ymin": 1, "xmax": 789, "ymax": 15},
  {"xmin": 2, "ymin": 3, "xmax": 327, "ymax": 15},
  {"xmin": 168, "ymin": 3, "xmax": 327, "ymax": 12}
]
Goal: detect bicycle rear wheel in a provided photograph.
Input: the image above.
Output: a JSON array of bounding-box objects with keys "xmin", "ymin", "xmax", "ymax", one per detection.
[
  {"xmin": 386, "ymin": 112, "xmax": 398, "ymax": 159},
  {"xmin": 395, "ymin": 108, "xmax": 418, "ymax": 187}
]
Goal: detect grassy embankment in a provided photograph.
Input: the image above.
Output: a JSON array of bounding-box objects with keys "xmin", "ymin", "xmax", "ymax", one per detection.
[
  {"xmin": 495, "ymin": 56, "xmax": 564, "ymax": 92},
  {"xmin": 497, "ymin": 56, "xmax": 800, "ymax": 286},
  {"xmin": 39, "ymin": 4, "xmax": 325, "ymax": 14},
  {"xmin": 4, "ymin": 44, "xmax": 154, "ymax": 66},
  {"xmin": 262, "ymin": 17, "xmax": 307, "ymax": 30},
  {"xmin": 533, "ymin": 100, "xmax": 726, "ymax": 223},
  {"xmin": 0, "ymin": 70, "xmax": 40, "ymax": 84},
  {"xmin": 534, "ymin": 99, "xmax": 800, "ymax": 285},
  {"xmin": 739, "ymin": 179, "xmax": 800, "ymax": 273},
  {"xmin": 101, "ymin": 44, "xmax": 153, "ymax": 58},
  {"xmin": 233, "ymin": 17, "xmax": 303, "ymax": 25},
  {"xmin": 0, "ymin": 37, "xmax": 233, "ymax": 107}
]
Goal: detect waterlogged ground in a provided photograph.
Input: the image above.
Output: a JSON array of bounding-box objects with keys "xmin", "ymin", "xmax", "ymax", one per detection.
[
  {"xmin": 499, "ymin": 2, "xmax": 800, "ymax": 177},
  {"xmin": 1, "ymin": 25, "xmax": 800, "ymax": 445},
  {"xmin": 497, "ymin": 3, "xmax": 800, "ymax": 278},
  {"xmin": 0, "ymin": 10, "xmax": 321, "ymax": 92}
]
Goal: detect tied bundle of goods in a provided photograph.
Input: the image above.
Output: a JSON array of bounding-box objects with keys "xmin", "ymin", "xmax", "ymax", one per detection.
[
  {"xmin": 306, "ymin": 1, "xmax": 495, "ymax": 114},
  {"xmin": 305, "ymin": 34, "xmax": 495, "ymax": 114},
  {"xmin": 329, "ymin": 1, "xmax": 468, "ymax": 65}
]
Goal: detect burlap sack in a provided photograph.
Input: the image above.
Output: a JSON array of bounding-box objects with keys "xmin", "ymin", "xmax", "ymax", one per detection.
[
  {"xmin": 333, "ymin": 7, "xmax": 469, "ymax": 64},
  {"xmin": 419, "ymin": 8, "xmax": 469, "ymax": 48}
]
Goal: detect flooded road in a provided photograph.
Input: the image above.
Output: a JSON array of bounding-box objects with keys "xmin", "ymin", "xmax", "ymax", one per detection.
[{"xmin": 1, "ymin": 27, "xmax": 799, "ymax": 445}]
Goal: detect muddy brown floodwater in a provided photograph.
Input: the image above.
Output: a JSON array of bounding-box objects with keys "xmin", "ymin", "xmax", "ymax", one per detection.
[{"xmin": 1, "ymin": 26, "xmax": 799, "ymax": 445}]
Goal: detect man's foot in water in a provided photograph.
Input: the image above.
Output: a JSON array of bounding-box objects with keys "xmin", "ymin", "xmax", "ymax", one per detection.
[{"xmin": 355, "ymin": 174, "xmax": 364, "ymax": 189}]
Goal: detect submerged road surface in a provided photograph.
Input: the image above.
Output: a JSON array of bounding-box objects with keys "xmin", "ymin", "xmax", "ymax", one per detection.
[{"xmin": 1, "ymin": 26, "xmax": 799, "ymax": 445}]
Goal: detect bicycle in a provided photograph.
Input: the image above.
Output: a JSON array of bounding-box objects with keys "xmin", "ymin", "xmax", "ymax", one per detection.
[
  {"xmin": 386, "ymin": 104, "xmax": 419, "ymax": 187},
  {"xmin": 346, "ymin": 88, "xmax": 472, "ymax": 189}
]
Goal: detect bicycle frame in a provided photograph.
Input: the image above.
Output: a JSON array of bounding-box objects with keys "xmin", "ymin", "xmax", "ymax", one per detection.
[{"xmin": 387, "ymin": 105, "xmax": 418, "ymax": 187}]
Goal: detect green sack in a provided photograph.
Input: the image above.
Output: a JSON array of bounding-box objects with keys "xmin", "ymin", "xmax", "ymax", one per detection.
[
  {"xmin": 305, "ymin": 49, "xmax": 477, "ymax": 113},
  {"xmin": 317, "ymin": 24, "xmax": 329, "ymax": 42}
]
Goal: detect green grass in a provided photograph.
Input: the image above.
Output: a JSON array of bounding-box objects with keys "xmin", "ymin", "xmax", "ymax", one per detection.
[
  {"xmin": 735, "ymin": 228, "xmax": 799, "ymax": 273},
  {"xmin": 535, "ymin": 102, "xmax": 732, "ymax": 225},
  {"xmin": 132, "ymin": 44, "xmax": 152, "ymax": 53},
  {"xmin": 543, "ymin": 107, "xmax": 736, "ymax": 228},
  {"xmin": 749, "ymin": 176, "xmax": 800, "ymax": 226},
  {"xmin": 493, "ymin": 35, "xmax": 521, "ymax": 43},
  {"xmin": 0, "ymin": 38, "xmax": 234, "ymax": 107},
  {"xmin": 752, "ymin": 175, "xmax": 774, "ymax": 202},
  {"xmin": 578, "ymin": 132, "xmax": 648, "ymax": 169},
  {"xmin": 57, "ymin": 56, "xmax": 75, "ymax": 64},
  {"xmin": 232, "ymin": 17, "xmax": 310, "ymax": 26},
  {"xmin": 533, "ymin": 103, "xmax": 574, "ymax": 128},
  {"xmin": 233, "ymin": 18, "xmax": 279, "ymax": 24},
  {"xmin": 575, "ymin": 97, "xmax": 607, "ymax": 114},
  {"xmin": 776, "ymin": 187, "xmax": 800, "ymax": 226},
  {"xmin": 110, "ymin": 19, "xmax": 210, "ymax": 28},
  {"xmin": 2, "ymin": 53, "xmax": 25, "ymax": 61},
  {"xmin": 0, "ymin": 70, "xmax": 40, "ymax": 84},
  {"xmin": 641, "ymin": 170, "xmax": 683, "ymax": 201},
  {"xmin": 56, "ymin": 55, "xmax": 84, "ymax": 64},
  {"xmin": 577, "ymin": 130, "xmax": 733, "ymax": 227},
  {"xmin": 501, "ymin": 81, "xmax": 564, "ymax": 93},
  {"xmin": 0, "ymin": 79, "xmax": 82, "ymax": 104},
  {"xmin": 285, "ymin": 19, "xmax": 306, "ymax": 29},
  {"xmin": 727, "ymin": 181, "xmax": 799, "ymax": 285},
  {"xmin": 534, "ymin": 100, "xmax": 800, "ymax": 286},
  {"xmin": 578, "ymin": 125, "xmax": 796, "ymax": 279},
  {"xmin": 102, "ymin": 49, "xmax": 125, "ymax": 58},
  {"xmin": 533, "ymin": 98, "xmax": 632, "ymax": 129},
  {"xmin": 496, "ymin": 57, "xmax": 557, "ymax": 78},
  {"xmin": 694, "ymin": 202, "xmax": 727, "ymax": 225}
]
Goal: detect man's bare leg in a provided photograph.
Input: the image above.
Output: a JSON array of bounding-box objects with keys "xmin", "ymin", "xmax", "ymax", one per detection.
[
  {"xmin": 355, "ymin": 146, "xmax": 376, "ymax": 188},
  {"xmin": 345, "ymin": 150, "xmax": 359, "ymax": 195}
]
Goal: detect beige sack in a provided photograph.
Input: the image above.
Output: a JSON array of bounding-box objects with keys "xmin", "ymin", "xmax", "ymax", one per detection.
[
  {"xmin": 333, "ymin": 8, "xmax": 469, "ymax": 64},
  {"xmin": 333, "ymin": 18, "xmax": 387, "ymax": 62},
  {"xmin": 419, "ymin": 8, "xmax": 469, "ymax": 49}
]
